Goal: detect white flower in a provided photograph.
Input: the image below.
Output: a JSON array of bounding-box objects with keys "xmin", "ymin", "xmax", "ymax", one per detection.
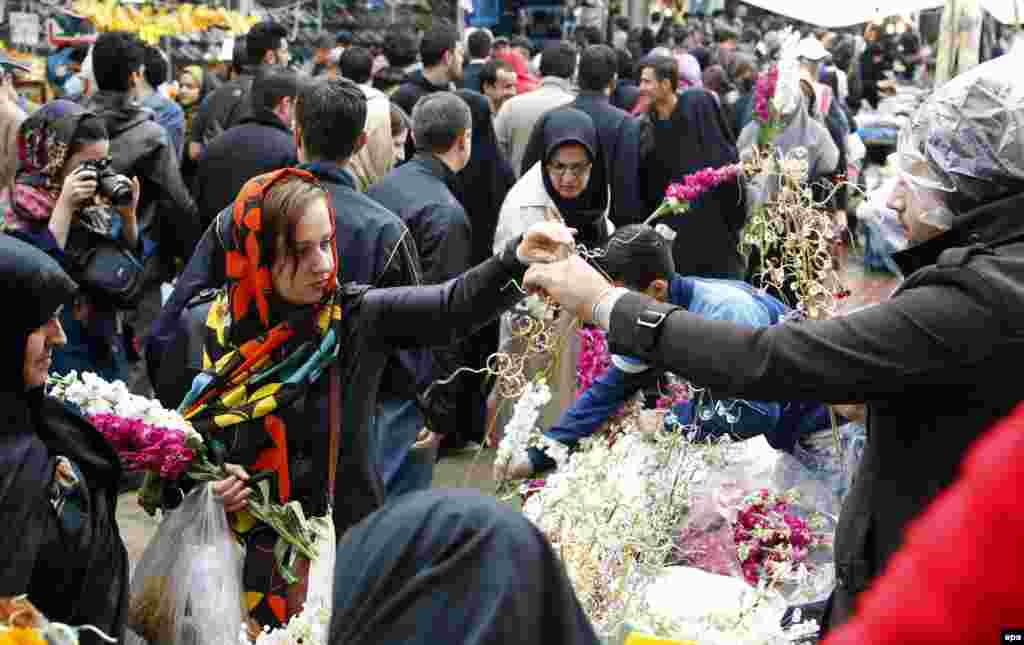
[{"xmin": 495, "ymin": 380, "xmax": 551, "ymax": 467}]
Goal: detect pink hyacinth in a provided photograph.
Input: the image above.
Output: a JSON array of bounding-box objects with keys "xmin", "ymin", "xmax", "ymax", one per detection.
[
  {"xmin": 88, "ymin": 413, "xmax": 196, "ymax": 480},
  {"xmin": 576, "ymin": 326, "xmax": 612, "ymax": 397}
]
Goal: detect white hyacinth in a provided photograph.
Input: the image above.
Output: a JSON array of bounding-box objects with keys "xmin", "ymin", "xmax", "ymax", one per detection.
[{"xmin": 495, "ymin": 379, "xmax": 552, "ymax": 467}]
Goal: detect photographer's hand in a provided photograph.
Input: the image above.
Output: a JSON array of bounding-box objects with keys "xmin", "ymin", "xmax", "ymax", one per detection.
[{"xmin": 50, "ymin": 166, "xmax": 98, "ymax": 250}]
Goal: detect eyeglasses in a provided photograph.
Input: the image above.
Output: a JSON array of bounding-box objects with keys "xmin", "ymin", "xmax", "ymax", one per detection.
[{"xmin": 547, "ymin": 160, "xmax": 592, "ymax": 178}]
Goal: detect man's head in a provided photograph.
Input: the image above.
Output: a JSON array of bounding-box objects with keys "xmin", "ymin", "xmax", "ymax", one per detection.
[
  {"xmin": 294, "ymin": 78, "xmax": 367, "ymax": 165},
  {"xmin": 421, "ymin": 21, "xmax": 464, "ymax": 82},
  {"xmin": 385, "ymin": 28, "xmax": 420, "ymax": 69},
  {"xmin": 480, "ymin": 59, "xmax": 517, "ymax": 113},
  {"xmin": 337, "ymin": 31, "xmax": 354, "ymax": 49},
  {"xmin": 142, "ymin": 46, "xmax": 170, "ymax": 92},
  {"xmin": 411, "ymin": 91, "xmax": 472, "ymax": 172},
  {"xmin": 795, "ymin": 36, "xmax": 830, "ymax": 78},
  {"xmin": 248, "ymin": 21, "xmax": 290, "ymax": 67},
  {"xmin": 599, "ymin": 224, "xmax": 676, "ymax": 299},
  {"xmin": 510, "ymin": 36, "xmax": 532, "ymax": 62},
  {"xmin": 578, "ymin": 45, "xmax": 618, "ymax": 94},
  {"xmin": 616, "ymin": 48, "xmax": 635, "ymax": 82},
  {"xmin": 339, "ymin": 46, "xmax": 374, "ymax": 85},
  {"xmin": 639, "ymin": 56, "xmax": 678, "ymax": 105},
  {"xmin": 716, "ymin": 27, "xmax": 739, "ymax": 66},
  {"xmin": 91, "ymin": 31, "xmax": 146, "ymax": 94},
  {"xmin": 467, "ymin": 29, "xmax": 493, "ymax": 61},
  {"xmin": 540, "ymin": 42, "xmax": 577, "ymax": 80},
  {"xmin": 251, "ymin": 67, "xmax": 303, "ymax": 126}
]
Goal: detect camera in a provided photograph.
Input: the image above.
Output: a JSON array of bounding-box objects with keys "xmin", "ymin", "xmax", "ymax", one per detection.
[{"xmin": 78, "ymin": 158, "xmax": 133, "ymax": 207}]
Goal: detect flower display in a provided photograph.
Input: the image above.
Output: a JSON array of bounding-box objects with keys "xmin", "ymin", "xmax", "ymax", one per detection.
[
  {"xmin": 647, "ymin": 163, "xmax": 744, "ymax": 224},
  {"xmin": 732, "ymin": 489, "xmax": 829, "ymax": 587},
  {"xmin": 754, "ymin": 66, "xmax": 780, "ymax": 126},
  {"xmin": 576, "ymin": 326, "xmax": 611, "ymax": 397},
  {"xmin": 88, "ymin": 413, "xmax": 198, "ymax": 480},
  {"xmin": 0, "ymin": 596, "xmax": 115, "ymax": 645}
]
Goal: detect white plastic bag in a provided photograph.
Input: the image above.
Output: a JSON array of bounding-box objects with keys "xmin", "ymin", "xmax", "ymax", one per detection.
[{"xmin": 129, "ymin": 483, "xmax": 244, "ymax": 645}]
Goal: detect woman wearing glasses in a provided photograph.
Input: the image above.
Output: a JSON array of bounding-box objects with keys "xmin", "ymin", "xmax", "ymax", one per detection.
[{"xmin": 490, "ymin": 108, "xmax": 611, "ymax": 449}]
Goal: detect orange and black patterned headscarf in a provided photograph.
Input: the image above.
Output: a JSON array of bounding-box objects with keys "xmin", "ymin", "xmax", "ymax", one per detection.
[{"xmin": 179, "ymin": 168, "xmax": 343, "ymax": 503}]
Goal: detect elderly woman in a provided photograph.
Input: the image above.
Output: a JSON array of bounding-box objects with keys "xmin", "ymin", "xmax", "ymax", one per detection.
[
  {"xmin": 491, "ymin": 108, "xmax": 612, "ymax": 438},
  {"xmin": 4, "ymin": 100, "xmax": 141, "ymax": 383},
  {"xmin": 171, "ymin": 168, "xmax": 569, "ymax": 632},
  {"xmin": 525, "ymin": 54, "xmax": 1024, "ymax": 632},
  {"xmin": 0, "ymin": 235, "xmax": 128, "ymax": 643}
]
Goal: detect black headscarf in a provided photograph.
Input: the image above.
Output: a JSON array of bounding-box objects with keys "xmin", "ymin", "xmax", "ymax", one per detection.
[
  {"xmin": 330, "ymin": 489, "xmax": 601, "ymax": 645},
  {"xmin": 521, "ymin": 108, "xmax": 610, "ymax": 248},
  {"xmin": 453, "ymin": 90, "xmax": 516, "ymax": 266}
]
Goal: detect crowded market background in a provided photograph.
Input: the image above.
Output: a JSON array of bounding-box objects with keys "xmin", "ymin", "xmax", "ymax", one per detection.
[{"xmin": 1, "ymin": 0, "xmax": 1023, "ymax": 643}]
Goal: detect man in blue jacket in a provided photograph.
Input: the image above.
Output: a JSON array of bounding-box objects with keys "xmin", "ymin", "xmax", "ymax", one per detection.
[{"xmin": 504, "ymin": 224, "xmax": 837, "ymax": 479}]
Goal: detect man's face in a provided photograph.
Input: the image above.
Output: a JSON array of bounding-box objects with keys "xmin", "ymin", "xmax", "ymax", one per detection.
[
  {"xmin": 485, "ymin": 69, "xmax": 518, "ymax": 112},
  {"xmin": 448, "ymin": 43, "xmax": 466, "ymax": 81},
  {"xmin": 639, "ymin": 68, "xmax": 671, "ymax": 103},
  {"xmin": 274, "ymin": 40, "xmax": 291, "ymax": 67}
]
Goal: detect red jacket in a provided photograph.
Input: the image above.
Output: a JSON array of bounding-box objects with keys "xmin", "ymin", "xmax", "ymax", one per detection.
[{"xmin": 824, "ymin": 403, "xmax": 1024, "ymax": 645}]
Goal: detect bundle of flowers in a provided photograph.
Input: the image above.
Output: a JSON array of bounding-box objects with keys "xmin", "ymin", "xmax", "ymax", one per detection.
[
  {"xmin": 647, "ymin": 163, "xmax": 744, "ymax": 224},
  {"xmin": 733, "ymin": 489, "xmax": 830, "ymax": 587},
  {"xmin": 47, "ymin": 371, "xmax": 319, "ymax": 582},
  {"xmin": 754, "ymin": 66, "xmax": 783, "ymax": 147},
  {"xmin": 1, "ymin": 596, "xmax": 115, "ymax": 645},
  {"xmin": 576, "ymin": 326, "xmax": 611, "ymax": 397},
  {"xmin": 656, "ymin": 377, "xmax": 691, "ymax": 411}
]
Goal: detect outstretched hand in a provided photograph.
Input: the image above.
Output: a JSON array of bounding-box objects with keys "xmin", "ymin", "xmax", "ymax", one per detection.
[
  {"xmin": 524, "ymin": 255, "xmax": 613, "ymax": 323},
  {"xmin": 516, "ymin": 221, "xmax": 576, "ymax": 264}
]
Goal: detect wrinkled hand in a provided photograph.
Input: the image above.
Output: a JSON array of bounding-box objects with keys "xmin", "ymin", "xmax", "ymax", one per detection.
[
  {"xmin": 212, "ymin": 463, "xmax": 250, "ymax": 514},
  {"xmin": 517, "ymin": 221, "xmax": 576, "ymax": 264},
  {"xmin": 57, "ymin": 165, "xmax": 99, "ymax": 211},
  {"xmin": 413, "ymin": 428, "xmax": 441, "ymax": 451},
  {"xmin": 524, "ymin": 255, "xmax": 612, "ymax": 323},
  {"xmin": 118, "ymin": 176, "xmax": 142, "ymax": 220}
]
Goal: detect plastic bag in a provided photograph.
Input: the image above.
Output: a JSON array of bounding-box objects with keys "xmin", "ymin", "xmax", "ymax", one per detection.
[
  {"xmin": 673, "ymin": 450, "xmax": 838, "ymax": 605},
  {"xmin": 129, "ymin": 483, "xmax": 244, "ymax": 645}
]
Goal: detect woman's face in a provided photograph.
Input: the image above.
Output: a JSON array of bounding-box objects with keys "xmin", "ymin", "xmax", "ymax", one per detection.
[
  {"xmin": 392, "ymin": 128, "xmax": 408, "ymax": 163},
  {"xmin": 271, "ymin": 196, "xmax": 336, "ymax": 306},
  {"xmin": 24, "ymin": 309, "xmax": 66, "ymax": 390},
  {"xmin": 178, "ymin": 71, "xmax": 201, "ymax": 106},
  {"xmin": 59, "ymin": 140, "xmax": 110, "ymax": 185},
  {"xmin": 546, "ymin": 143, "xmax": 592, "ymax": 200}
]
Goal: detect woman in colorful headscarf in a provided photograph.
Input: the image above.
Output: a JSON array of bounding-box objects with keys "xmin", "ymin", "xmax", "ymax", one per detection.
[
  {"xmin": 494, "ymin": 48, "xmax": 540, "ymax": 95},
  {"xmin": 172, "ymin": 168, "xmax": 571, "ymax": 634},
  {"xmin": 4, "ymin": 99, "xmax": 141, "ymax": 383}
]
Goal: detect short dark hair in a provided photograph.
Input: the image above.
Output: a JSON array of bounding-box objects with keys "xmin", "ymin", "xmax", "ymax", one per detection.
[
  {"xmin": 467, "ymin": 29, "xmax": 493, "ymax": 59},
  {"xmin": 91, "ymin": 32, "xmax": 146, "ymax": 93},
  {"xmin": 539, "ymin": 42, "xmax": 576, "ymax": 79},
  {"xmin": 390, "ymin": 101, "xmax": 411, "ymax": 134},
  {"xmin": 143, "ymin": 46, "xmax": 169, "ymax": 88},
  {"xmin": 715, "ymin": 27, "xmax": 738, "ymax": 44},
  {"xmin": 640, "ymin": 55, "xmax": 679, "ymax": 92},
  {"xmin": 599, "ymin": 224, "xmax": 676, "ymax": 290},
  {"xmin": 616, "ymin": 47, "xmax": 635, "ymax": 81},
  {"xmin": 337, "ymin": 30, "xmax": 354, "ymax": 47},
  {"xmin": 578, "ymin": 45, "xmax": 617, "ymax": 92},
  {"xmin": 412, "ymin": 91, "xmax": 471, "ymax": 154},
  {"xmin": 250, "ymin": 67, "xmax": 303, "ymax": 112},
  {"xmin": 510, "ymin": 35, "xmax": 532, "ymax": 53},
  {"xmin": 615, "ymin": 16, "xmax": 631, "ymax": 32},
  {"xmin": 340, "ymin": 46, "xmax": 374, "ymax": 85},
  {"xmin": 581, "ymin": 26, "xmax": 605, "ymax": 46},
  {"xmin": 420, "ymin": 21, "xmax": 459, "ymax": 68},
  {"xmin": 479, "ymin": 58, "xmax": 514, "ymax": 91},
  {"xmin": 295, "ymin": 78, "xmax": 367, "ymax": 162},
  {"xmin": 70, "ymin": 115, "xmax": 109, "ymax": 153},
  {"xmin": 247, "ymin": 21, "xmax": 288, "ymax": 66},
  {"xmin": 385, "ymin": 28, "xmax": 419, "ymax": 68},
  {"xmin": 373, "ymin": 66, "xmax": 405, "ymax": 94}
]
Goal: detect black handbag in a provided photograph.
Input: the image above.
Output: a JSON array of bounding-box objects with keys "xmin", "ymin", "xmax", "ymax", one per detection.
[{"xmin": 64, "ymin": 206, "xmax": 147, "ymax": 309}]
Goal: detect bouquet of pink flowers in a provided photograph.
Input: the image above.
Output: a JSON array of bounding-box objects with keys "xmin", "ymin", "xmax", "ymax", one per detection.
[
  {"xmin": 754, "ymin": 66, "xmax": 783, "ymax": 147},
  {"xmin": 88, "ymin": 413, "xmax": 197, "ymax": 480},
  {"xmin": 733, "ymin": 488, "xmax": 829, "ymax": 586},
  {"xmin": 647, "ymin": 163, "xmax": 744, "ymax": 224},
  {"xmin": 576, "ymin": 326, "xmax": 611, "ymax": 397}
]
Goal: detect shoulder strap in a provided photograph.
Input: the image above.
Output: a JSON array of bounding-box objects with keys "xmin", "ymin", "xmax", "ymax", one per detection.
[{"xmin": 327, "ymin": 364, "xmax": 341, "ymax": 503}]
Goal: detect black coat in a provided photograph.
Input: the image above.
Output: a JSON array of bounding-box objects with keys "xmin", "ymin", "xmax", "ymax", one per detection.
[
  {"xmin": 175, "ymin": 243, "xmax": 530, "ymax": 534},
  {"xmin": 84, "ymin": 91, "xmax": 199, "ymax": 263},
  {"xmin": 571, "ymin": 91, "xmax": 644, "ymax": 227},
  {"xmin": 610, "ymin": 79, "xmax": 641, "ymax": 113},
  {"xmin": 188, "ymin": 71, "xmax": 256, "ymax": 148},
  {"xmin": 193, "ymin": 110, "xmax": 298, "ymax": 228},
  {"xmin": 459, "ymin": 61, "xmax": 485, "ymax": 93},
  {"xmin": 391, "ymin": 71, "xmax": 451, "ymax": 160},
  {"xmin": 603, "ymin": 192, "xmax": 1024, "ymax": 628}
]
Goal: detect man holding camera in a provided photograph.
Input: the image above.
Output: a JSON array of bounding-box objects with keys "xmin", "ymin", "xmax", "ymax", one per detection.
[{"xmin": 84, "ymin": 31, "xmax": 198, "ymax": 397}]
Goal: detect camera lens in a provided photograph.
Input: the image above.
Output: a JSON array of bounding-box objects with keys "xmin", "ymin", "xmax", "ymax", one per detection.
[{"xmin": 101, "ymin": 173, "xmax": 134, "ymax": 207}]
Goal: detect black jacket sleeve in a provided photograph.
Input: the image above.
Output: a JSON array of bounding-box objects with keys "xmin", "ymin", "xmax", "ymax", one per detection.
[
  {"xmin": 611, "ymin": 117, "xmax": 645, "ymax": 226},
  {"xmin": 417, "ymin": 205, "xmax": 474, "ymax": 286},
  {"xmin": 357, "ymin": 238, "xmax": 528, "ymax": 351},
  {"xmin": 605, "ymin": 264, "xmax": 1007, "ymax": 404}
]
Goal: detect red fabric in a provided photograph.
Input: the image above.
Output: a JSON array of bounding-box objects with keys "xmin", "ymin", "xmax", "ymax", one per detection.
[
  {"xmin": 495, "ymin": 50, "xmax": 539, "ymax": 94},
  {"xmin": 824, "ymin": 403, "xmax": 1024, "ymax": 645}
]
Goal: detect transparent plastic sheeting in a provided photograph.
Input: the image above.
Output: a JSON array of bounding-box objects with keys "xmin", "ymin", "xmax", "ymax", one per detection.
[{"xmin": 897, "ymin": 53, "xmax": 1024, "ymax": 227}]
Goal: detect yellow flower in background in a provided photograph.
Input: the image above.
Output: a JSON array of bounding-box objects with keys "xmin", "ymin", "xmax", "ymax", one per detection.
[
  {"xmin": 624, "ymin": 633, "xmax": 697, "ymax": 645},
  {"xmin": 4, "ymin": 628, "xmax": 46, "ymax": 645}
]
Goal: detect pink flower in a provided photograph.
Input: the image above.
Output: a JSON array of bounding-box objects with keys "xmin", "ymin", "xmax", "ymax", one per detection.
[
  {"xmin": 576, "ymin": 326, "xmax": 612, "ymax": 397},
  {"xmin": 88, "ymin": 412, "xmax": 196, "ymax": 479}
]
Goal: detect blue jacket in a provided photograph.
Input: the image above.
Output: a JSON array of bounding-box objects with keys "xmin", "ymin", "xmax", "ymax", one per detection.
[
  {"xmin": 141, "ymin": 92, "xmax": 186, "ymax": 160},
  {"xmin": 528, "ymin": 275, "xmax": 831, "ymax": 472}
]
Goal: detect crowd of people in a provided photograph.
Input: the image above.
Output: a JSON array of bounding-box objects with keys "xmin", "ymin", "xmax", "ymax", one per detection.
[{"xmin": 1, "ymin": 4, "xmax": 1023, "ymax": 644}]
